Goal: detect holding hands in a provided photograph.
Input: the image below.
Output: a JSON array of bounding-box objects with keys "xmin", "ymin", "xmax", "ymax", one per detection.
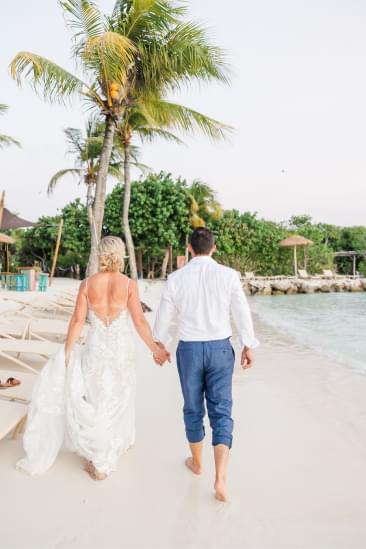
[{"xmin": 152, "ymin": 342, "xmax": 171, "ymax": 366}]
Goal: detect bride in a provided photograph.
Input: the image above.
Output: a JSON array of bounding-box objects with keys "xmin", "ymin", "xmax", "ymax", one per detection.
[{"xmin": 16, "ymin": 236, "xmax": 170, "ymax": 480}]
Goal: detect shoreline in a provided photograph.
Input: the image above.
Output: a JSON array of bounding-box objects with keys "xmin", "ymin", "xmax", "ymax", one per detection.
[{"xmin": 243, "ymin": 275, "xmax": 366, "ymax": 296}]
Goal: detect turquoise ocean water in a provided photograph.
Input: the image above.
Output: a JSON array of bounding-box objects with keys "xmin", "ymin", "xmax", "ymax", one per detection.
[{"xmin": 250, "ymin": 293, "xmax": 366, "ymax": 374}]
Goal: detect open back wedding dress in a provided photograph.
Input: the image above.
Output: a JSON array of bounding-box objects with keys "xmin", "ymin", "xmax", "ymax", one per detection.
[{"xmin": 16, "ymin": 275, "xmax": 136, "ymax": 476}]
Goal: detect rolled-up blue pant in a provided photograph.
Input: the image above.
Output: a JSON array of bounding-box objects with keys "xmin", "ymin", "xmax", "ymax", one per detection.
[{"xmin": 176, "ymin": 338, "xmax": 235, "ymax": 449}]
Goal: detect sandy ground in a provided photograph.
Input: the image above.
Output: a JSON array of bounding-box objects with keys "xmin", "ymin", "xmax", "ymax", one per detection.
[{"xmin": 1, "ymin": 279, "xmax": 366, "ymax": 549}]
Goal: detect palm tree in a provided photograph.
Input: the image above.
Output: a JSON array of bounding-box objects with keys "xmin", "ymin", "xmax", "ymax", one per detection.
[
  {"xmin": 10, "ymin": 0, "xmax": 137, "ymax": 272},
  {"xmin": 108, "ymin": 2, "xmax": 230, "ymax": 278},
  {"xmin": 185, "ymin": 180, "xmax": 223, "ymax": 261},
  {"xmin": 0, "ymin": 104, "xmax": 21, "ymax": 149},
  {"xmin": 47, "ymin": 117, "xmax": 142, "ymax": 274},
  {"xmin": 116, "ymin": 92, "xmax": 229, "ymax": 279},
  {"xmin": 115, "ymin": 97, "xmax": 181, "ymax": 279},
  {"xmin": 48, "ymin": 118, "xmax": 115, "ymax": 261},
  {"xmin": 187, "ymin": 180, "xmax": 223, "ymax": 225},
  {"xmin": 11, "ymin": 0, "xmax": 229, "ymax": 273}
]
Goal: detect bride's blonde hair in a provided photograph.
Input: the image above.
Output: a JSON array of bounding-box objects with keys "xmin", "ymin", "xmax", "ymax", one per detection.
[{"xmin": 98, "ymin": 236, "xmax": 126, "ymax": 273}]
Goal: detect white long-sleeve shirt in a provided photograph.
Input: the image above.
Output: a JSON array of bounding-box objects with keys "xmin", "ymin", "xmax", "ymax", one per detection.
[{"xmin": 153, "ymin": 256, "xmax": 259, "ymax": 349}]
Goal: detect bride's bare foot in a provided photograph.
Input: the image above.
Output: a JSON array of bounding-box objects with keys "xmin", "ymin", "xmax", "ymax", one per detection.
[
  {"xmin": 83, "ymin": 460, "xmax": 107, "ymax": 481},
  {"xmin": 83, "ymin": 460, "xmax": 94, "ymax": 477},
  {"xmin": 185, "ymin": 457, "xmax": 202, "ymax": 475},
  {"xmin": 93, "ymin": 469, "xmax": 107, "ymax": 481},
  {"xmin": 214, "ymin": 478, "xmax": 228, "ymax": 502}
]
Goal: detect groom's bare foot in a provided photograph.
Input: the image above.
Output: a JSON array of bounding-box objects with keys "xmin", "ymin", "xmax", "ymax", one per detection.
[
  {"xmin": 185, "ymin": 457, "xmax": 202, "ymax": 475},
  {"xmin": 214, "ymin": 478, "xmax": 228, "ymax": 502}
]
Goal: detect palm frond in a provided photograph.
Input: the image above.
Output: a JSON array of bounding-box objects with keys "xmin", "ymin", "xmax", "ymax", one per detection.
[
  {"xmin": 165, "ymin": 21, "xmax": 229, "ymax": 84},
  {"xmin": 111, "ymin": 0, "xmax": 186, "ymax": 36},
  {"xmin": 64, "ymin": 127, "xmax": 84, "ymax": 154},
  {"xmin": 137, "ymin": 20, "xmax": 229, "ymax": 91},
  {"xmin": 60, "ymin": 0, "xmax": 104, "ymax": 38},
  {"xmin": 0, "ymin": 104, "xmax": 9, "ymax": 115},
  {"xmin": 143, "ymin": 99, "xmax": 232, "ymax": 140},
  {"xmin": 126, "ymin": 0, "xmax": 177, "ymax": 37},
  {"xmin": 47, "ymin": 168, "xmax": 82, "ymax": 195},
  {"xmin": 137, "ymin": 126, "xmax": 183, "ymax": 144},
  {"xmin": 0, "ymin": 134, "xmax": 21, "ymax": 149},
  {"xmin": 10, "ymin": 52, "xmax": 88, "ymax": 104},
  {"xmin": 82, "ymin": 32, "xmax": 137, "ymax": 91}
]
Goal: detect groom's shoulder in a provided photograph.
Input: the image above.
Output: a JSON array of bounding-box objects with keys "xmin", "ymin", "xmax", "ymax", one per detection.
[
  {"xmin": 215, "ymin": 261, "xmax": 241, "ymax": 280},
  {"xmin": 167, "ymin": 264, "xmax": 189, "ymax": 282},
  {"xmin": 165, "ymin": 262, "xmax": 193, "ymax": 287}
]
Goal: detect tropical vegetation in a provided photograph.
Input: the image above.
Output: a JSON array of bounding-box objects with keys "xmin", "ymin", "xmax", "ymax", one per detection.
[{"xmin": 11, "ymin": 172, "xmax": 366, "ymax": 279}]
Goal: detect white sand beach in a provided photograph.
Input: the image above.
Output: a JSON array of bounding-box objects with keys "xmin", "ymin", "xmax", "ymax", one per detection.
[{"xmin": 1, "ymin": 280, "xmax": 366, "ymax": 548}]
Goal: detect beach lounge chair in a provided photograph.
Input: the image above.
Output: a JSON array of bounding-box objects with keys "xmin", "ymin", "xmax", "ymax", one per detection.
[
  {"xmin": 3, "ymin": 295, "xmax": 74, "ymax": 316},
  {"xmin": 0, "ymin": 317, "xmax": 87, "ymax": 343},
  {"xmin": 0, "ymin": 339, "xmax": 61, "ymax": 374},
  {"xmin": 322, "ymin": 269, "xmax": 344, "ymax": 279}
]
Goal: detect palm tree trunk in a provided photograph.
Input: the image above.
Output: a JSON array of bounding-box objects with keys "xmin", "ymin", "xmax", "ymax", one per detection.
[
  {"xmin": 88, "ymin": 115, "xmax": 116, "ymax": 274},
  {"xmin": 168, "ymin": 245, "xmax": 173, "ymax": 273},
  {"xmin": 86, "ymin": 183, "xmax": 96, "ymax": 277},
  {"xmin": 122, "ymin": 142, "xmax": 138, "ymax": 280},
  {"xmin": 160, "ymin": 248, "xmax": 169, "ymax": 279},
  {"xmin": 137, "ymin": 249, "xmax": 143, "ymax": 279},
  {"xmin": 185, "ymin": 234, "xmax": 189, "ymax": 263}
]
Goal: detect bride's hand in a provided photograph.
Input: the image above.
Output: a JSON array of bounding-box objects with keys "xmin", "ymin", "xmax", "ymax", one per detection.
[{"xmin": 153, "ymin": 343, "xmax": 171, "ymax": 366}]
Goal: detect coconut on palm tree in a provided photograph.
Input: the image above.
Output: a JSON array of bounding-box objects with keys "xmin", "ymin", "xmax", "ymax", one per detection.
[
  {"xmin": 0, "ymin": 104, "xmax": 21, "ymax": 149},
  {"xmin": 11, "ymin": 0, "xmax": 229, "ymax": 273}
]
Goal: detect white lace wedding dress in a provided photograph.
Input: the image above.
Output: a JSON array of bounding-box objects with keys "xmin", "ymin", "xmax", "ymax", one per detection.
[{"xmin": 16, "ymin": 281, "xmax": 136, "ymax": 476}]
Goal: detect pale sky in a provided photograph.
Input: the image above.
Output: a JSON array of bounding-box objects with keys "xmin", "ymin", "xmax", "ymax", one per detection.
[{"xmin": 1, "ymin": 0, "xmax": 366, "ymax": 226}]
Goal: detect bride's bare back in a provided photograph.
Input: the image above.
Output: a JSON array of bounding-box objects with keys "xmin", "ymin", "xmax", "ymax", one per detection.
[{"xmin": 85, "ymin": 272, "xmax": 130, "ymax": 325}]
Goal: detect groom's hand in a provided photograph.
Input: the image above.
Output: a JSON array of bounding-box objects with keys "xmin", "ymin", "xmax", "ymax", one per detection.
[
  {"xmin": 241, "ymin": 347, "xmax": 254, "ymax": 369},
  {"xmin": 153, "ymin": 342, "xmax": 171, "ymax": 366}
]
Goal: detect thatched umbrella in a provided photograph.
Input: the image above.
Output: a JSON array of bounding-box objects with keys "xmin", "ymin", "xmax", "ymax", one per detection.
[
  {"xmin": 0, "ymin": 191, "xmax": 35, "ymax": 273},
  {"xmin": 279, "ymin": 235, "xmax": 313, "ymax": 276}
]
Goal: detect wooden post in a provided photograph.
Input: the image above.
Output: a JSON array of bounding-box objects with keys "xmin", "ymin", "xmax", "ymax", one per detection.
[
  {"xmin": 137, "ymin": 249, "xmax": 143, "ymax": 279},
  {"xmin": 353, "ymin": 254, "xmax": 356, "ymax": 277},
  {"xmin": 49, "ymin": 218, "xmax": 64, "ymax": 286},
  {"xmin": 168, "ymin": 245, "xmax": 173, "ymax": 274},
  {"xmin": 293, "ymin": 245, "xmax": 298, "ymax": 276},
  {"xmin": 4, "ymin": 244, "xmax": 9, "ymax": 272},
  {"xmin": 0, "ymin": 190, "xmax": 5, "ymax": 229}
]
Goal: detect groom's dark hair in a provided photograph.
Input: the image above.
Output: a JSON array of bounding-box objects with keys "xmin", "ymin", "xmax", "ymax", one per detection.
[{"xmin": 189, "ymin": 227, "xmax": 215, "ymax": 254}]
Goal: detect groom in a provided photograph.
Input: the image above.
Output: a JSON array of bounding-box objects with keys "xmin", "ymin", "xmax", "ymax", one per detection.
[{"xmin": 153, "ymin": 227, "xmax": 258, "ymax": 502}]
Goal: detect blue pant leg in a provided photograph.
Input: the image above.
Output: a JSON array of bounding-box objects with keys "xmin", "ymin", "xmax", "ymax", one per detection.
[
  {"xmin": 176, "ymin": 342, "xmax": 205, "ymax": 444},
  {"xmin": 204, "ymin": 340, "xmax": 235, "ymax": 448}
]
